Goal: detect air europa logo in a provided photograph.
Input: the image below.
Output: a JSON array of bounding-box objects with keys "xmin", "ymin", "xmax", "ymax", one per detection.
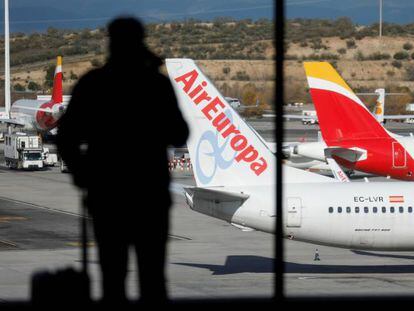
[
  {"xmin": 195, "ymin": 109, "xmax": 236, "ymax": 185},
  {"xmin": 174, "ymin": 69, "xmax": 268, "ymax": 177}
]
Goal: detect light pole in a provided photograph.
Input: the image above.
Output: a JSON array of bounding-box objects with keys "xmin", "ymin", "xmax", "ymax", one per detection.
[{"xmin": 379, "ymin": 0, "xmax": 383, "ymax": 38}]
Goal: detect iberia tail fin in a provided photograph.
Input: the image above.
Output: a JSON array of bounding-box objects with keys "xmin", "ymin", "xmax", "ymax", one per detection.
[
  {"xmin": 304, "ymin": 62, "xmax": 390, "ymax": 142},
  {"xmin": 51, "ymin": 56, "xmax": 63, "ymax": 103}
]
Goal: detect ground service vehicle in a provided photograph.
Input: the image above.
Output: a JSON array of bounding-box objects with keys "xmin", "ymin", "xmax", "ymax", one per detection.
[
  {"xmin": 301, "ymin": 110, "xmax": 318, "ymax": 125},
  {"xmin": 42, "ymin": 147, "xmax": 58, "ymax": 166},
  {"xmin": 4, "ymin": 133, "xmax": 44, "ymax": 170}
]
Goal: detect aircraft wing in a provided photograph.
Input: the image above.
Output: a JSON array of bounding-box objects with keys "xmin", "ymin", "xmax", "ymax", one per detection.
[
  {"xmin": 283, "ymin": 114, "xmax": 317, "ymax": 120},
  {"xmin": 0, "ymin": 118, "xmax": 25, "ymax": 127},
  {"xmin": 324, "ymin": 147, "xmax": 366, "ymax": 163},
  {"xmin": 326, "ymin": 157, "xmax": 350, "ymax": 182},
  {"xmin": 184, "ymin": 187, "xmax": 250, "ymax": 202},
  {"xmin": 183, "ymin": 187, "xmax": 250, "ymax": 213},
  {"xmin": 383, "ymin": 115, "xmax": 414, "ymax": 120},
  {"xmin": 12, "ymin": 105, "xmax": 53, "ymax": 113},
  {"xmin": 263, "ymin": 114, "xmax": 319, "ymax": 119}
]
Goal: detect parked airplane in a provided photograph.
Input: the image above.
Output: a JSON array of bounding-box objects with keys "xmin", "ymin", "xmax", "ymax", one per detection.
[
  {"xmin": 284, "ymin": 62, "xmax": 414, "ymax": 181},
  {"xmin": 284, "ymin": 88, "xmax": 412, "ymax": 124},
  {"xmin": 167, "ymin": 58, "xmax": 414, "ymax": 250},
  {"xmin": 12, "ymin": 56, "xmax": 65, "ymax": 130},
  {"xmin": 345, "ymin": 88, "xmax": 412, "ymax": 124},
  {"xmin": 0, "ymin": 56, "xmax": 65, "ymax": 131}
]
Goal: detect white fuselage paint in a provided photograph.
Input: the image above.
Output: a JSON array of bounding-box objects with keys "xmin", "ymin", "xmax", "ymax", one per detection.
[
  {"xmin": 9, "ymin": 99, "xmax": 63, "ymax": 131},
  {"xmin": 190, "ymin": 182, "xmax": 414, "ymax": 251}
]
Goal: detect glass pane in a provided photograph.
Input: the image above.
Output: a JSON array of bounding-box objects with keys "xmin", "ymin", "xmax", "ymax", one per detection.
[
  {"xmin": 284, "ymin": 0, "xmax": 414, "ymax": 299},
  {"xmin": 166, "ymin": 8, "xmax": 276, "ymax": 300},
  {"xmin": 0, "ymin": 2, "xmax": 279, "ymax": 303}
]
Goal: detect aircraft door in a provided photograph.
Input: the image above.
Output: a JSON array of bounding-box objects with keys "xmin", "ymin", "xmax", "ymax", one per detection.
[
  {"xmin": 286, "ymin": 197, "xmax": 302, "ymax": 228},
  {"xmin": 392, "ymin": 142, "xmax": 407, "ymax": 168}
]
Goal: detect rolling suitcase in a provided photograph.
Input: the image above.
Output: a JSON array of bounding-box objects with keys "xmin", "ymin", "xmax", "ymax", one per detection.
[{"xmin": 31, "ymin": 193, "xmax": 91, "ymax": 305}]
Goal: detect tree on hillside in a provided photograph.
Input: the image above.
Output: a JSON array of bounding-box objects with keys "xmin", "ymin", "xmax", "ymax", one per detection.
[
  {"xmin": 394, "ymin": 51, "xmax": 409, "ymax": 60},
  {"xmin": 27, "ymin": 81, "xmax": 41, "ymax": 91},
  {"xmin": 13, "ymin": 83, "xmax": 25, "ymax": 92},
  {"xmin": 44, "ymin": 64, "xmax": 55, "ymax": 88}
]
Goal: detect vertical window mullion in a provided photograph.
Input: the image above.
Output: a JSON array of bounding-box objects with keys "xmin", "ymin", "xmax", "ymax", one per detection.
[{"xmin": 275, "ymin": 0, "xmax": 285, "ymax": 302}]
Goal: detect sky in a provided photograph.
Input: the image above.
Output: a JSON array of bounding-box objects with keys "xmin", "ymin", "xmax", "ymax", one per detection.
[
  {"xmin": 286, "ymin": 0, "xmax": 414, "ymax": 24},
  {"xmin": 0, "ymin": 1, "xmax": 412, "ymax": 32},
  {"xmin": 2, "ymin": 0, "xmax": 273, "ymax": 32}
]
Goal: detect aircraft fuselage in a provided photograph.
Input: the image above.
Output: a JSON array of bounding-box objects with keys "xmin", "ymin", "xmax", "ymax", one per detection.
[{"xmin": 189, "ymin": 182, "xmax": 414, "ymax": 250}]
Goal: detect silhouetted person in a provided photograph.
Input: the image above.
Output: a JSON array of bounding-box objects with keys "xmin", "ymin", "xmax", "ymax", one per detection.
[{"xmin": 56, "ymin": 17, "xmax": 188, "ymax": 303}]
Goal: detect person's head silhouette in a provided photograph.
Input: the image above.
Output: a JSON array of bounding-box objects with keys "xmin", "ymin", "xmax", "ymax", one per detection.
[
  {"xmin": 108, "ymin": 17, "xmax": 145, "ymax": 58},
  {"xmin": 107, "ymin": 16, "xmax": 161, "ymax": 67}
]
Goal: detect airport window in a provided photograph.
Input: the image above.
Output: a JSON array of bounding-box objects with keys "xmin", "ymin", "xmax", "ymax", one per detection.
[{"xmin": 12, "ymin": 0, "xmax": 414, "ymax": 305}]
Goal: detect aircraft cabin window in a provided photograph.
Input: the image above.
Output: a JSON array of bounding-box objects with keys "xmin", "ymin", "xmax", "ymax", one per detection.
[
  {"xmin": 382, "ymin": 206, "xmax": 386, "ymax": 213},
  {"xmin": 399, "ymin": 206, "xmax": 404, "ymax": 213},
  {"xmin": 338, "ymin": 207, "xmax": 342, "ymax": 213},
  {"xmin": 373, "ymin": 207, "xmax": 378, "ymax": 213},
  {"xmin": 355, "ymin": 207, "xmax": 360, "ymax": 213},
  {"xmin": 329, "ymin": 207, "xmax": 333, "ymax": 213},
  {"xmin": 364, "ymin": 207, "xmax": 368, "ymax": 213},
  {"xmin": 409, "ymin": 206, "xmax": 413, "ymax": 213},
  {"xmin": 346, "ymin": 207, "xmax": 351, "ymax": 213},
  {"xmin": 390, "ymin": 206, "xmax": 395, "ymax": 213}
]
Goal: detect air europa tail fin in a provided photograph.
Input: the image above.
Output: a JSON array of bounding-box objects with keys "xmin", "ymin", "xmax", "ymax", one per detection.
[
  {"xmin": 166, "ymin": 59, "xmax": 333, "ymax": 187},
  {"xmin": 166, "ymin": 58, "xmax": 274, "ymax": 187},
  {"xmin": 303, "ymin": 62, "xmax": 390, "ymax": 142},
  {"xmin": 51, "ymin": 56, "xmax": 63, "ymax": 103}
]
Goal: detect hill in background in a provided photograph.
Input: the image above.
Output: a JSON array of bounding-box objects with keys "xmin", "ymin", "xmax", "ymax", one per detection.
[{"xmin": 2, "ymin": 18, "xmax": 414, "ymax": 115}]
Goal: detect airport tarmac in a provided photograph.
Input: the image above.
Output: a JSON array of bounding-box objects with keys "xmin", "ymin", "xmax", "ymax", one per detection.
[{"xmin": 0, "ymin": 122, "xmax": 414, "ymax": 302}]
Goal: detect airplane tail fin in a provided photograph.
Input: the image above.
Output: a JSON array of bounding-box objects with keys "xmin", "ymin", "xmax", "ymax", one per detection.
[
  {"xmin": 51, "ymin": 56, "xmax": 63, "ymax": 103},
  {"xmin": 373, "ymin": 88, "xmax": 385, "ymax": 123},
  {"xmin": 303, "ymin": 62, "xmax": 390, "ymax": 142},
  {"xmin": 166, "ymin": 59, "xmax": 333, "ymax": 187}
]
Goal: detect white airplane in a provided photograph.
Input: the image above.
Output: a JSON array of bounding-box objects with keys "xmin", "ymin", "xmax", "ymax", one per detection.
[
  {"xmin": 0, "ymin": 1, "xmax": 65, "ymax": 133},
  {"xmin": 364, "ymin": 88, "xmax": 412, "ymax": 123},
  {"xmin": 166, "ymin": 58, "xmax": 414, "ymax": 251},
  {"xmin": 1, "ymin": 56, "xmax": 66, "ymax": 131}
]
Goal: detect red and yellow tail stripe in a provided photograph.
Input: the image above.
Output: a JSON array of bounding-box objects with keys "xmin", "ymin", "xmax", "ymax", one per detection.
[
  {"xmin": 304, "ymin": 62, "xmax": 369, "ymax": 112},
  {"xmin": 51, "ymin": 56, "xmax": 63, "ymax": 103},
  {"xmin": 303, "ymin": 62, "xmax": 389, "ymax": 141}
]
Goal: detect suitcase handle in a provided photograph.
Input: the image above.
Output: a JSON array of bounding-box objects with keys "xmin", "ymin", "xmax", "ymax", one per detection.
[{"xmin": 81, "ymin": 191, "xmax": 88, "ymax": 275}]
